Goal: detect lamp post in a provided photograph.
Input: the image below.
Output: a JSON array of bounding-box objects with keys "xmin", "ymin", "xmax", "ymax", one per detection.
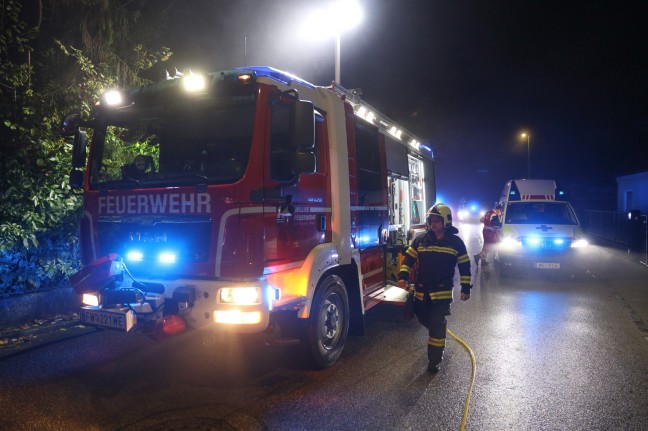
[
  {"xmin": 521, "ymin": 132, "xmax": 531, "ymax": 178},
  {"xmin": 335, "ymin": 32, "xmax": 341, "ymax": 84},
  {"xmin": 303, "ymin": 0, "xmax": 363, "ymax": 84}
]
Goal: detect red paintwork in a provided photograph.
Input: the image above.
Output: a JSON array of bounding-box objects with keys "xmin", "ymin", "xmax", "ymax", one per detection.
[{"xmin": 80, "ymin": 82, "xmax": 333, "ymax": 281}]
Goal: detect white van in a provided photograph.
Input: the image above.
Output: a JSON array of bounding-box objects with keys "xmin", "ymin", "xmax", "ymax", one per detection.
[{"xmin": 494, "ymin": 179, "xmax": 589, "ymax": 274}]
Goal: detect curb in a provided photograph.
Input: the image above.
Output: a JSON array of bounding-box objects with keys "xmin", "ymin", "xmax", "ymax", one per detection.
[
  {"xmin": 0, "ymin": 316, "xmax": 96, "ymax": 360},
  {"xmin": 0, "ymin": 287, "xmax": 81, "ymax": 328}
]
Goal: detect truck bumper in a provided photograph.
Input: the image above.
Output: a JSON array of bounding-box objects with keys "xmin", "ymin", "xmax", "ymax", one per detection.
[
  {"xmin": 78, "ymin": 281, "xmax": 280, "ymax": 334},
  {"xmin": 496, "ymin": 250, "xmax": 576, "ymax": 271}
]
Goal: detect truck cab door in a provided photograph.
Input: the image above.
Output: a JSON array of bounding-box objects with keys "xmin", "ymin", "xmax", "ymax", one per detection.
[{"xmin": 264, "ymin": 98, "xmax": 331, "ymax": 269}]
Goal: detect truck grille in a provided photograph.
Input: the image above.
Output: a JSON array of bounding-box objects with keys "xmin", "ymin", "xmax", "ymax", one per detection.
[
  {"xmin": 97, "ymin": 215, "xmax": 212, "ymax": 264},
  {"xmin": 521, "ymin": 236, "xmax": 571, "ymax": 252}
]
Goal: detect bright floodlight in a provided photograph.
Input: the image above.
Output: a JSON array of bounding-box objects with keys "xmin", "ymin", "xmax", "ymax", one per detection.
[
  {"xmin": 104, "ymin": 90, "xmax": 123, "ymax": 106},
  {"xmin": 302, "ymin": 0, "xmax": 363, "ymax": 39},
  {"xmin": 182, "ymin": 72, "xmax": 206, "ymax": 92}
]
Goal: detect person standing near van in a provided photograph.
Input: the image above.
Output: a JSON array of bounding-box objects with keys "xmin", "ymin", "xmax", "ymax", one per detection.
[
  {"xmin": 397, "ymin": 203, "xmax": 472, "ymax": 373},
  {"xmin": 475, "ymin": 203, "xmax": 502, "ymax": 266}
]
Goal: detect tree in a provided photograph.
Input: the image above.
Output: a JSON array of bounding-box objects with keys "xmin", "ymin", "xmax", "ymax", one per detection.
[{"xmin": 0, "ymin": 0, "xmax": 171, "ymax": 296}]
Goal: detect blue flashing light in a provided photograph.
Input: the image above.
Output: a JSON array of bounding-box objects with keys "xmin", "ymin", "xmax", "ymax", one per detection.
[
  {"xmin": 237, "ymin": 66, "xmax": 316, "ymax": 88},
  {"xmin": 521, "ymin": 236, "xmax": 570, "ymax": 250},
  {"xmin": 357, "ymin": 235, "xmax": 371, "ymax": 246},
  {"xmin": 126, "ymin": 251, "xmax": 144, "ymax": 262},
  {"xmin": 420, "ymin": 144, "xmax": 433, "ymax": 155},
  {"xmin": 158, "ymin": 252, "xmax": 177, "ymax": 264}
]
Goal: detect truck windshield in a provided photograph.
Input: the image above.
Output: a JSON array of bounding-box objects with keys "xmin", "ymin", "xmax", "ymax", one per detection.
[
  {"xmin": 505, "ymin": 202, "xmax": 579, "ymax": 225},
  {"xmin": 88, "ymin": 99, "xmax": 256, "ymax": 189}
]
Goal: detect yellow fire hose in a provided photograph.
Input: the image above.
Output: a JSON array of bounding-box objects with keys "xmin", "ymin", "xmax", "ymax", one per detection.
[
  {"xmin": 447, "ymin": 329, "xmax": 476, "ymax": 431},
  {"xmin": 402, "ymin": 281, "xmax": 476, "ymax": 430}
]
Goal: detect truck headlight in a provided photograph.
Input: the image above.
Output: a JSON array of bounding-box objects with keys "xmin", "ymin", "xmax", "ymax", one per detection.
[
  {"xmin": 82, "ymin": 292, "xmax": 101, "ymax": 307},
  {"xmin": 219, "ymin": 287, "xmax": 261, "ymax": 305}
]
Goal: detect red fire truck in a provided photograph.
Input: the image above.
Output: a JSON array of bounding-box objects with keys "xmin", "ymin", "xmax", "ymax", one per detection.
[{"xmin": 61, "ymin": 67, "xmax": 435, "ymax": 367}]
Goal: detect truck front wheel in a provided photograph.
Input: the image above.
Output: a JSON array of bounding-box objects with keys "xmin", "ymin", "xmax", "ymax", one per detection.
[{"xmin": 303, "ymin": 274, "xmax": 349, "ymax": 368}]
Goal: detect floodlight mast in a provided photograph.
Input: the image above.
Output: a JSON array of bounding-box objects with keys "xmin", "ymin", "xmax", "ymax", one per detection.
[{"xmin": 304, "ymin": 0, "xmax": 363, "ymax": 84}]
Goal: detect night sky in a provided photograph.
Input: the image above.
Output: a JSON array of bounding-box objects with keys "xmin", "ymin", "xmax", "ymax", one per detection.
[{"xmin": 155, "ymin": 0, "xmax": 648, "ymax": 210}]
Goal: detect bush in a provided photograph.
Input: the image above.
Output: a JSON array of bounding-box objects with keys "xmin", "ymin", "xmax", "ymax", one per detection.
[{"xmin": 0, "ymin": 0, "xmax": 170, "ymax": 297}]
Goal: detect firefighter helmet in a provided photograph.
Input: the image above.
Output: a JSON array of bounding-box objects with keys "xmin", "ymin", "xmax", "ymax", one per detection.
[{"xmin": 426, "ymin": 203, "xmax": 453, "ymax": 228}]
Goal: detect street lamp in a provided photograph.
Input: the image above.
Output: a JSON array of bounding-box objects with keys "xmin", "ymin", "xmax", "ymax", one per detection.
[
  {"xmin": 302, "ymin": 0, "xmax": 363, "ymax": 84},
  {"xmin": 520, "ymin": 132, "xmax": 531, "ymax": 178}
]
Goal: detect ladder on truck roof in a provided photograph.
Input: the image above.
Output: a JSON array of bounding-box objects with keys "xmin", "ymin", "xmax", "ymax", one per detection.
[{"xmin": 331, "ymin": 82, "xmax": 432, "ymax": 160}]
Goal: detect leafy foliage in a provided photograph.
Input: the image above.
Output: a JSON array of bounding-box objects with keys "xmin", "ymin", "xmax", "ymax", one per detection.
[
  {"xmin": 98, "ymin": 130, "xmax": 160, "ymax": 181},
  {"xmin": 0, "ymin": 0, "xmax": 170, "ymax": 297}
]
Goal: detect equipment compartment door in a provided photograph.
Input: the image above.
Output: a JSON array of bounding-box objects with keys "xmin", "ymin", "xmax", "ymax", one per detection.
[{"xmin": 352, "ymin": 123, "xmax": 388, "ymax": 296}]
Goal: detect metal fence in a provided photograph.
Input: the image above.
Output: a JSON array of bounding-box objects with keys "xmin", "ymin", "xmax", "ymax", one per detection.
[
  {"xmin": 579, "ymin": 209, "xmax": 648, "ymax": 263},
  {"xmin": 580, "ymin": 210, "xmax": 628, "ymax": 244}
]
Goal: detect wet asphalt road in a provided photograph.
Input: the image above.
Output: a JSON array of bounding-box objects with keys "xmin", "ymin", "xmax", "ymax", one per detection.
[{"xmin": 0, "ymin": 222, "xmax": 647, "ymax": 431}]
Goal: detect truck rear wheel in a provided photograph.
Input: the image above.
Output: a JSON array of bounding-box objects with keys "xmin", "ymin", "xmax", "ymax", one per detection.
[{"xmin": 303, "ymin": 274, "xmax": 349, "ymax": 369}]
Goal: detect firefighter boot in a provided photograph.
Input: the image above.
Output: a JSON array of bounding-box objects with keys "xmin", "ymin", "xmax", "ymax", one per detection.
[
  {"xmin": 428, "ymin": 361, "xmax": 441, "ymax": 373},
  {"xmin": 427, "ymin": 348, "xmax": 444, "ymax": 373}
]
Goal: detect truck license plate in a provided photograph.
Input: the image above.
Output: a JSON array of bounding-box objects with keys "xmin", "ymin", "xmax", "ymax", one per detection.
[
  {"xmin": 81, "ymin": 308, "xmax": 136, "ymax": 331},
  {"xmin": 534, "ymin": 262, "xmax": 560, "ymax": 269}
]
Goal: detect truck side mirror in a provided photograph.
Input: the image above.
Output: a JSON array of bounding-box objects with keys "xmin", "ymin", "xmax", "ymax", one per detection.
[
  {"xmin": 60, "ymin": 113, "xmax": 81, "ymax": 136},
  {"xmin": 291, "ymin": 151, "xmax": 316, "ymax": 175},
  {"xmin": 270, "ymin": 151, "xmax": 316, "ymax": 184},
  {"xmin": 72, "ymin": 130, "xmax": 87, "ymax": 168},
  {"xmin": 270, "ymin": 96, "xmax": 316, "ymax": 183},
  {"xmin": 69, "ymin": 169, "xmax": 84, "ymax": 189},
  {"xmin": 61, "ymin": 113, "xmax": 88, "ymax": 169},
  {"xmin": 289, "ymin": 100, "xmax": 315, "ymax": 151}
]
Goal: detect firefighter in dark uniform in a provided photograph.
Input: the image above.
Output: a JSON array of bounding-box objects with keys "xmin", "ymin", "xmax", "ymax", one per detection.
[{"xmin": 397, "ymin": 203, "xmax": 472, "ymax": 373}]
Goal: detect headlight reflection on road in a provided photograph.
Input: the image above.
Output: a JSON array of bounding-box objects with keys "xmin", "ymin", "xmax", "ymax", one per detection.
[{"xmin": 456, "ymin": 221, "xmax": 484, "ymax": 253}]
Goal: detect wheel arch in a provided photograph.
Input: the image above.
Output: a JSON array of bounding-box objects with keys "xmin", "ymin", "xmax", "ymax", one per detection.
[
  {"xmin": 327, "ymin": 260, "xmax": 364, "ymax": 336},
  {"xmin": 290, "ymin": 244, "xmax": 365, "ymax": 336},
  {"xmin": 298, "ymin": 261, "xmax": 364, "ymax": 336}
]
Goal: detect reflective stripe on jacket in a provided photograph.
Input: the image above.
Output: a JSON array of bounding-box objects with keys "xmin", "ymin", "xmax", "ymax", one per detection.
[{"xmin": 398, "ymin": 229, "xmax": 472, "ymax": 298}]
